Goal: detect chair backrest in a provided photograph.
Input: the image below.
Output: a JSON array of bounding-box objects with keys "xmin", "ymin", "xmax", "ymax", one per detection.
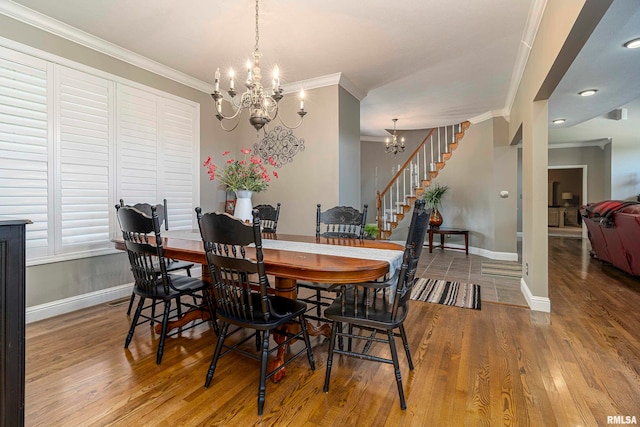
[
  {"xmin": 316, "ymin": 204, "xmax": 368, "ymax": 239},
  {"xmin": 196, "ymin": 208, "xmax": 274, "ymax": 322},
  {"xmin": 390, "ymin": 199, "xmax": 431, "ymax": 317},
  {"xmin": 253, "ymin": 203, "xmax": 281, "ymax": 233},
  {"xmin": 119, "ymin": 198, "xmax": 169, "ymax": 231},
  {"xmin": 115, "ymin": 204, "xmax": 170, "ymax": 294}
]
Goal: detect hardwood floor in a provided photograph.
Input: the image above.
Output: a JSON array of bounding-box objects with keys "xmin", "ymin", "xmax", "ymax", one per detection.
[{"xmin": 25, "ymin": 237, "xmax": 640, "ymax": 426}]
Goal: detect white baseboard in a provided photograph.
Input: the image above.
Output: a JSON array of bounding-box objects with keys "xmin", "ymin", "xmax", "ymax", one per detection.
[
  {"xmin": 26, "ymin": 283, "xmax": 132, "ymax": 324},
  {"xmin": 423, "ymin": 242, "xmax": 518, "ymax": 261},
  {"xmin": 25, "ymin": 266, "xmax": 203, "ymax": 324},
  {"xmin": 520, "ymin": 278, "xmax": 551, "ymax": 312}
]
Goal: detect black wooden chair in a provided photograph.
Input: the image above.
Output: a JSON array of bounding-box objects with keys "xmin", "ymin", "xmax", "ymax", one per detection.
[
  {"xmin": 119, "ymin": 199, "xmax": 195, "ymax": 316},
  {"xmin": 197, "ymin": 208, "xmax": 315, "ymax": 416},
  {"xmin": 323, "ymin": 199, "xmax": 430, "ymax": 409},
  {"xmin": 253, "ymin": 203, "xmax": 281, "ymax": 233},
  {"xmin": 116, "ymin": 204, "xmax": 216, "ymax": 365},
  {"xmin": 297, "ymin": 204, "xmax": 368, "ymax": 322},
  {"xmin": 315, "ymin": 204, "xmax": 368, "ymax": 239}
]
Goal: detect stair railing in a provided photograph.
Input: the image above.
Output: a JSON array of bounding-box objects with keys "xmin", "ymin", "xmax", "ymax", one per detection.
[
  {"xmin": 376, "ymin": 128, "xmax": 435, "ymax": 238},
  {"xmin": 376, "ymin": 122, "xmax": 469, "ymax": 239}
]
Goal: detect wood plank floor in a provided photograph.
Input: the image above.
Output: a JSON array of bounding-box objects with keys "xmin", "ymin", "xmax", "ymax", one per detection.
[{"xmin": 25, "ymin": 237, "xmax": 640, "ymax": 426}]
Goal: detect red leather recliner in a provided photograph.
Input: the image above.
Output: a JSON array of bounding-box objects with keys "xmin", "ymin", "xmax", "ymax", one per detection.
[{"xmin": 580, "ymin": 200, "xmax": 640, "ymax": 276}]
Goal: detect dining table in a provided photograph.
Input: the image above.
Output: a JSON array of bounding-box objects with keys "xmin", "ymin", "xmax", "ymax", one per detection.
[{"xmin": 113, "ymin": 230, "xmax": 404, "ymax": 380}]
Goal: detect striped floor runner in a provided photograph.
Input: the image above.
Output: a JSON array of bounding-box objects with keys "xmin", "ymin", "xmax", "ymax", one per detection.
[
  {"xmin": 481, "ymin": 261, "xmax": 522, "ymax": 278},
  {"xmin": 411, "ymin": 278, "xmax": 481, "ymax": 310}
]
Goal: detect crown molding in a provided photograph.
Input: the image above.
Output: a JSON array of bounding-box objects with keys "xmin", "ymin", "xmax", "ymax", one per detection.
[
  {"xmin": 0, "ymin": 0, "xmax": 213, "ymax": 93},
  {"xmin": 548, "ymin": 138, "xmax": 610, "ymax": 150},
  {"xmin": 281, "ymin": 72, "xmax": 366, "ymax": 101},
  {"xmin": 503, "ymin": 0, "xmax": 548, "ymax": 116},
  {"xmin": 0, "ymin": 1, "xmax": 365, "ymax": 100},
  {"xmin": 469, "ymin": 109, "xmax": 507, "ymax": 124}
]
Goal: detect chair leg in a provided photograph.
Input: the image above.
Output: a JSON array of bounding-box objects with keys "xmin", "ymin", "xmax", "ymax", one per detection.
[
  {"xmin": 201, "ymin": 289, "xmax": 219, "ymax": 336},
  {"xmin": 205, "ymin": 322, "xmax": 229, "ymax": 388},
  {"xmin": 299, "ymin": 314, "xmax": 316, "ymax": 370},
  {"xmin": 323, "ymin": 321, "xmax": 338, "ymax": 392},
  {"xmin": 125, "ymin": 297, "xmax": 145, "ymax": 348},
  {"xmin": 399, "ymin": 325, "xmax": 414, "ymax": 370},
  {"xmin": 315, "ymin": 289, "xmax": 322, "ymax": 317},
  {"xmin": 387, "ymin": 329, "xmax": 407, "ymax": 410},
  {"xmin": 258, "ymin": 329, "xmax": 271, "ymax": 416},
  {"xmin": 156, "ymin": 301, "xmax": 171, "ymax": 365},
  {"xmin": 176, "ymin": 297, "xmax": 182, "ymax": 318},
  {"xmin": 150, "ymin": 299, "xmax": 156, "ymax": 327},
  {"xmin": 126, "ymin": 291, "xmax": 136, "ymax": 316}
]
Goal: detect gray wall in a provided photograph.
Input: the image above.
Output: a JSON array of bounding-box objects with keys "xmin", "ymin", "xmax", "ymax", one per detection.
[
  {"xmin": 548, "ymin": 145, "xmax": 610, "ymax": 204},
  {"xmin": 249, "ymin": 85, "xmax": 344, "ymax": 236},
  {"xmin": 338, "ymin": 87, "xmax": 361, "ymax": 207},
  {"xmin": 362, "ymin": 118, "xmax": 518, "ymax": 255}
]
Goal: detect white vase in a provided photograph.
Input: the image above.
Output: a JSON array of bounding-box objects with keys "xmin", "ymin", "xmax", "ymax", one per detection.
[{"xmin": 234, "ymin": 190, "xmax": 253, "ymax": 223}]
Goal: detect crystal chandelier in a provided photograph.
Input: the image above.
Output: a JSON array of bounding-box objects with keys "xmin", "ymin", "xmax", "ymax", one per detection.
[
  {"xmin": 385, "ymin": 118, "xmax": 405, "ymax": 154},
  {"xmin": 211, "ymin": 0, "xmax": 307, "ymax": 133}
]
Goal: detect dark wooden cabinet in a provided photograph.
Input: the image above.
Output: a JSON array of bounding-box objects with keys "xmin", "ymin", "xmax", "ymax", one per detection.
[{"xmin": 1, "ymin": 219, "xmax": 30, "ymax": 427}]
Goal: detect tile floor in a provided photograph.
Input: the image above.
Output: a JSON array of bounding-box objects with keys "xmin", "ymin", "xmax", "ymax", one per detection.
[{"xmin": 417, "ymin": 245, "xmax": 528, "ymax": 306}]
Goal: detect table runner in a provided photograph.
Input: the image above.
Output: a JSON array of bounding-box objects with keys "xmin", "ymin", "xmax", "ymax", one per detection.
[
  {"xmin": 258, "ymin": 239, "xmax": 404, "ymax": 279},
  {"xmin": 163, "ymin": 230, "xmax": 404, "ymax": 279}
]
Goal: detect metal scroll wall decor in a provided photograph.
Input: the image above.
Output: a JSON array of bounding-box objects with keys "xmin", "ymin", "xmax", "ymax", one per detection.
[{"xmin": 253, "ymin": 126, "xmax": 305, "ymax": 168}]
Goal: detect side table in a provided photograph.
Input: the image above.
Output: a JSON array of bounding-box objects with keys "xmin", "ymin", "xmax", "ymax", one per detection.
[{"xmin": 427, "ymin": 227, "xmax": 469, "ymax": 255}]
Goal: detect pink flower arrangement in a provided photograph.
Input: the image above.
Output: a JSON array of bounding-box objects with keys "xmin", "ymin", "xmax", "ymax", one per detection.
[{"xmin": 203, "ymin": 148, "xmax": 278, "ymax": 192}]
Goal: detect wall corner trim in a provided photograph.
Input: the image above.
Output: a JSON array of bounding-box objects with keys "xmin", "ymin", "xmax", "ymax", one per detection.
[{"xmin": 520, "ymin": 278, "xmax": 551, "ymax": 312}]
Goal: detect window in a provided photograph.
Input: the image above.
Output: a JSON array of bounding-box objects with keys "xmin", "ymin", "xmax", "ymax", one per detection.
[{"xmin": 0, "ymin": 45, "xmax": 199, "ymax": 263}]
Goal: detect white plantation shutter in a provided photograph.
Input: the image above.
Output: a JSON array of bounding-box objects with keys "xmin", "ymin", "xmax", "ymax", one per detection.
[
  {"xmin": 116, "ymin": 84, "xmax": 158, "ymax": 203},
  {"xmin": 0, "ymin": 44, "xmax": 199, "ymax": 262},
  {"xmin": 160, "ymin": 98, "xmax": 197, "ymax": 230},
  {"xmin": 0, "ymin": 48, "xmax": 50, "ymax": 258},
  {"xmin": 56, "ymin": 65, "xmax": 112, "ymax": 252}
]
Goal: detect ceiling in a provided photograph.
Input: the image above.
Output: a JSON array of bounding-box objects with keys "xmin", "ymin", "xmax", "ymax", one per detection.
[
  {"xmin": 2, "ymin": 0, "xmax": 639, "ymax": 141},
  {"xmin": 548, "ymin": 0, "xmax": 640, "ymax": 145}
]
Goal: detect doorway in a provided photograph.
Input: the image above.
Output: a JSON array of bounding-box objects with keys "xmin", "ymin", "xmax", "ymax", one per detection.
[{"xmin": 548, "ymin": 165, "xmax": 587, "ymax": 238}]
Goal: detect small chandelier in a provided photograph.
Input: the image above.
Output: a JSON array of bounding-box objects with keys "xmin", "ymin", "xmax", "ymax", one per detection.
[
  {"xmin": 385, "ymin": 118, "xmax": 405, "ymax": 154},
  {"xmin": 211, "ymin": 0, "xmax": 307, "ymax": 133}
]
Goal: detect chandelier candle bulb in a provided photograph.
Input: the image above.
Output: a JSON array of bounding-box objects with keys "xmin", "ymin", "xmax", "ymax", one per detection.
[
  {"xmin": 229, "ymin": 69, "xmax": 235, "ymax": 91},
  {"xmin": 273, "ymin": 66, "xmax": 280, "ymax": 92},
  {"xmin": 300, "ymin": 89, "xmax": 305, "ymax": 110},
  {"xmin": 214, "ymin": 68, "xmax": 220, "ymax": 92}
]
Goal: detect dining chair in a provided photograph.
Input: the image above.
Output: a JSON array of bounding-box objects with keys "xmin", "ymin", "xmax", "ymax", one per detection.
[
  {"xmin": 115, "ymin": 204, "xmax": 216, "ymax": 365},
  {"xmin": 323, "ymin": 199, "xmax": 430, "ymax": 409},
  {"xmin": 298, "ymin": 204, "xmax": 368, "ymax": 322},
  {"xmin": 119, "ymin": 198, "xmax": 195, "ymax": 316},
  {"xmin": 253, "ymin": 203, "xmax": 281, "ymax": 233},
  {"xmin": 197, "ymin": 207, "xmax": 315, "ymax": 416}
]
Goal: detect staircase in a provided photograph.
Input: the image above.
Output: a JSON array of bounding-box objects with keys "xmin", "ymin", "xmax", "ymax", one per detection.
[{"xmin": 376, "ymin": 121, "xmax": 471, "ymax": 239}]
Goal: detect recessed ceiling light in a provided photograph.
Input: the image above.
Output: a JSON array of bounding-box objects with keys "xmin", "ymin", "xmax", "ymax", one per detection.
[
  {"xmin": 552, "ymin": 119, "xmax": 566, "ymax": 124},
  {"xmin": 623, "ymin": 38, "xmax": 640, "ymax": 49},
  {"xmin": 578, "ymin": 89, "xmax": 598, "ymax": 97}
]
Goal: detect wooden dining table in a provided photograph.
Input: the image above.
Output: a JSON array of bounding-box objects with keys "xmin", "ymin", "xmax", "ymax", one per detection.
[{"xmin": 113, "ymin": 231, "xmax": 404, "ymax": 380}]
